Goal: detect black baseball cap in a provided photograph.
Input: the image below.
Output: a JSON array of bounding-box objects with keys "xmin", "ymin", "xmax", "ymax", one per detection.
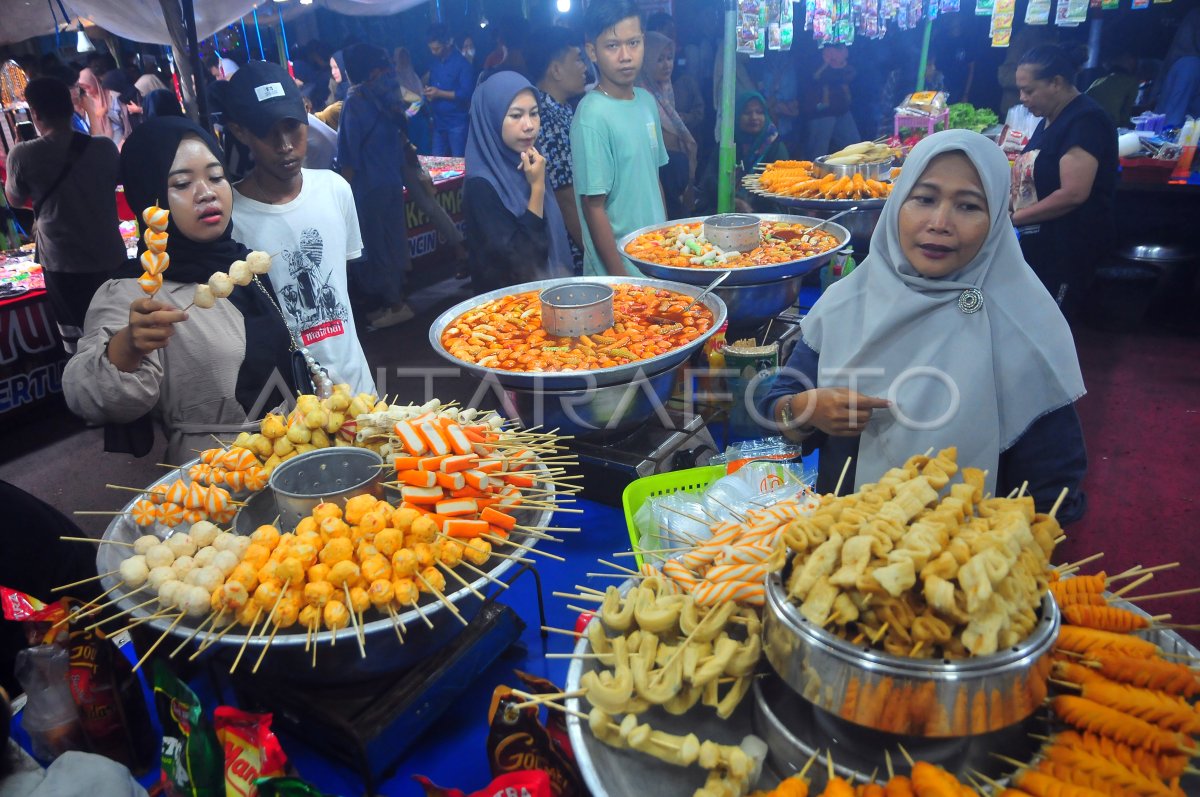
[{"xmin": 223, "ymin": 61, "xmax": 307, "ymax": 137}]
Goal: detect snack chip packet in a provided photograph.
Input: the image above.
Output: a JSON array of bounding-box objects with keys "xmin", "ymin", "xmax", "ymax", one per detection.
[
  {"xmin": 153, "ymin": 661, "xmax": 224, "ymax": 797},
  {"xmin": 414, "ymin": 770, "xmax": 553, "ymax": 797},
  {"xmin": 486, "ymin": 684, "xmax": 584, "ymax": 796},
  {"xmin": 214, "ymin": 706, "xmax": 288, "ymax": 797}
]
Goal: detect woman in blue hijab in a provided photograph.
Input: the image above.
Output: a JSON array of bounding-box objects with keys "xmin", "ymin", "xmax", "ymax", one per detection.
[{"xmin": 463, "ymin": 71, "xmax": 573, "ymax": 292}]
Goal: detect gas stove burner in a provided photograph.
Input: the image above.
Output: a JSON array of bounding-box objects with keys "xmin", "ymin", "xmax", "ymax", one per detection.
[{"xmin": 752, "ymin": 674, "xmax": 1043, "ymax": 785}]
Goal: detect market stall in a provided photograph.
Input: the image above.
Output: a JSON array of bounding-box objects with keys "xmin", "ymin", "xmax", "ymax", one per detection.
[
  {"xmin": 0, "ymin": 254, "xmax": 66, "ymax": 420},
  {"xmin": 406, "ymin": 156, "xmax": 465, "ymax": 274}
]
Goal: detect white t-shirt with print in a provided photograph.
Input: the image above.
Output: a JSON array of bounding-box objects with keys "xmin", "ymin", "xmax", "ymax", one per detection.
[{"xmin": 231, "ymin": 169, "xmax": 374, "ymax": 394}]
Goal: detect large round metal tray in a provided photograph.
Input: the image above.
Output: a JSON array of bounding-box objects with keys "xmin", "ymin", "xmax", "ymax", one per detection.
[
  {"xmin": 428, "ymin": 276, "xmax": 727, "ymax": 391},
  {"xmin": 762, "ymin": 567, "xmax": 1060, "ymax": 737},
  {"xmin": 741, "ymin": 176, "xmax": 890, "ymax": 212},
  {"xmin": 96, "ymin": 457, "xmax": 553, "ymax": 677},
  {"xmin": 618, "ymin": 214, "xmax": 849, "ymax": 287}
]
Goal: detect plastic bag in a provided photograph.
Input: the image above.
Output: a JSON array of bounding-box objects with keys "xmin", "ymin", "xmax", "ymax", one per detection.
[
  {"xmin": 14, "ymin": 645, "xmax": 85, "ymax": 762},
  {"xmin": 897, "ymin": 90, "xmax": 948, "ymax": 117},
  {"xmin": 253, "ymin": 778, "xmax": 333, "ymax": 797},
  {"xmin": 153, "ymin": 661, "xmax": 224, "ymax": 797},
  {"xmin": 214, "ymin": 706, "xmax": 288, "ymax": 797},
  {"xmin": 414, "ymin": 771, "xmax": 553, "ymax": 797}
]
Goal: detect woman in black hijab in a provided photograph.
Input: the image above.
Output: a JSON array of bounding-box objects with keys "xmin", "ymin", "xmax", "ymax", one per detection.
[{"xmin": 63, "ymin": 117, "xmax": 300, "ymax": 462}]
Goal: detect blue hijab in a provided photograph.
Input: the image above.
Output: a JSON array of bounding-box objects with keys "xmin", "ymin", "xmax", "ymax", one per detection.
[
  {"xmin": 465, "ymin": 71, "xmax": 573, "ymax": 278},
  {"xmin": 331, "ymin": 50, "xmax": 349, "ymax": 102}
]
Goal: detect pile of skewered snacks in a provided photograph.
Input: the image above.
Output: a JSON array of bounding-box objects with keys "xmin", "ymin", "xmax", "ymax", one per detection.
[
  {"xmin": 386, "ymin": 410, "xmax": 562, "ymax": 541},
  {"xmin": 586, "ymin": 707, "xmax": 767, "ymax": 797},
  {"xmin": 241, "ymin": 386, "xmax": 380, "ymax": 474},
  {"xmin": 622, "ymin": 221, "xmax": 841, "ymax": 269},
  {"xmin": 822, "ymin": 141, "xmax": 898, "ymax": 166},
  {"xmin": 782, "ymin": 447, "xmax": 1060, "ymax": 658},
  {"xmin": 191, "ymin": 251, "xmax": 271, "ymax": 310},
  {"xmin": 110, "ymin": 522, "xmax": 249, "ymax": 621},
  {"xmin": 182, "ymin": 446, "xmax": 267, "ymax": 493},
  {"xmin": 1016, "ymin": 575, "xmax": 1200, "ymax": 797},
  {"xmin": 440, "ymin": 284, "xmax": 714, "ymax": 372},
  {"xmin": 578, "ymin": 573, "xmax": 762, "ymax": 722},
  {"xmin": 753, "ymin": 161, "xmax": 895, "ymax": 200},
  {"xmin": 652, "ymin": 499, "xmax": 813, "ymax": 607},
  {"xmin": 749, "ymin": 756, "xmax": 981, "ymax": 797},
  {"xmin": 137, "ymin": 205, "xmax": 171, "ymax": 295},
  {"xmin": 127, "ymin": 478, "xmax": 240, "ymax": 528}
]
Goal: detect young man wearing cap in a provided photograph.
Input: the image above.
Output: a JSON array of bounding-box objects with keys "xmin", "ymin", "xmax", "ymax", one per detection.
[{"xmin": 221, "ymin": 61, "xmax": 375, "ymax": 394}]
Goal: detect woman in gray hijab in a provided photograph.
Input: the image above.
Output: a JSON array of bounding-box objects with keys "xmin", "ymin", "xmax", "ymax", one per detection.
[{"xmin": 758, "ymin": 130, "xmax": 1088, "ymax": 523}]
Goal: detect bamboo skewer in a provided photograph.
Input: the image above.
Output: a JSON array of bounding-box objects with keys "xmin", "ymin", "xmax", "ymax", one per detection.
[
  {"xmin": 482, "ymin": 534, "xmax": 566, "ymax": 562},
  {"xmin": 408, "ymin": 599, "xmax": 435, "ymax": 629},
  {"xmin": 59, "ymin": 536, "xmax": 133, "ymax": 546},
  {"xmin": 53, "ymin": 570, "xmax": 118, "ymax": 592},
  {"xmin": 88, "ymin": 595, "xmax": 157, "ymax": 631},
  {"xmin": 438, "ymin": 562, "xmax": 486, "ymax": 600},
  {"xmin": 458, "ymin": 559, "xmax": 508, "ymax": 590},
  {"xmin": 597, "ymin": 558, "xmax": 639, "ymax": 576},
  {"xmin": 55, "ymin": 582, "xmax": 124, "ymax": 628},
  {"xmin": 385, "ymin": 605, "xmax": 406, "ymax": 642},
  {"xmin": 230, "ymin": 608, "xmax": 264, "ymax": 674},
  {"xmin": 1124, "ymin": 586, "xmax": 1200, "ymax": 602},
  {"xmin": 1108, "ymin": 562, "xmax": 1181, "ymax": 581},
  {"xmin": 169, "ymin": 611, "xmax": 218, "ymax": 658},
  {"xmin": 133, "ymin": 611, "xmax": 185, "ymax": 672},
  {"xmin": 415, "ymin": 571, "xmax": 467, "ymax": 626},
  {"xmin": 252, "ymin": 620, "xmax": 285, "ymax": 674},
  {"xmin": 834, "ymin": 457, "xmax": 853, "ymax": 497},
  {"xmin": 1110, "ymin": 572, "xmax": 1155, "ymax": 598},
  {"xmin": 106, "ymin": 608, "xmax": 172, "ymax": 639},
  {"xmin": 1055, "ymin": 552, "xmax": 1104, "ymax": 573},
  {"xmin": 540, "ymin": 625, "xmax": 581, "ymax": 638},
  {"xmin": 1048, "ymin": 487, "xmax": 1069, "ymax": 519},
  {"xmin": 553, "ymin": 591, "xmax": 601, "ymax": 603},
  {"xmin": 342, "ymin": 581, "xmax": 366, "ymax": 658},
  {"xmin": 191, "ymin": 614, "xmax": 239, "ymax": 660},
  {"xmin": 509, "ymin": 689, "xmax": 588, "ymax": 710}
]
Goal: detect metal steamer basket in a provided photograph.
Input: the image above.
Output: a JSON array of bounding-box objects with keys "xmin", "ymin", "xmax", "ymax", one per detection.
[
  {"xmin": 429, "ymin": 276, "xmax": 728, "ymax": 438},
  {"xmin": 96, "ymin": 458, "xmax": 553, "ymax": 681},
  {"xmin": 761, "ymin": 567, "xmax": 1060, "ymax": 739},
  {"xmin": 618, "ymin": 214, "xmax": 849, "ymax": 331}
]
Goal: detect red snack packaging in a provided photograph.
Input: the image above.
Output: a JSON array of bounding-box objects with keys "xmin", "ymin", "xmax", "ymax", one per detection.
[
  {"xmin": 214, "ymin": 706, "xmax": 288, "ymax": 797},
  {"xmin": 511, "ymin": 671, "xmax": 576, "ymax": 766},
  {"xmin": 413, "ymin": 770, "xmax": 553, "ymax": 797}
]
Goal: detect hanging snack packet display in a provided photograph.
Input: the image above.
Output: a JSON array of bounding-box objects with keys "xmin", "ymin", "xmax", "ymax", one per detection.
[
  {"xmin": 214, "ymin": 707, "xmax": 288, "ymax": 797},
  {"xmin": 940, "ymin": 0, "xmax": 960, "ymax": 13},
  {"xmin": 1025, "ymin": 0, "xmax": 1052, "ymax": 24},
  {"xmin": 736, "ymin": 0, "xmax": 767, "ymax": 56},
  {"xmin": 990, "ymin": 0, "xmax": 1015, "ymax": 45},
  {"xmin": 859, "ymin": 0, "xmax": 883, "ymax": 39},
  {"xmin": 153, "ymin": 662, "xmax": 224, "ymax": 797},
  {"xmin": 976, "ymin": 0, "xmax": 994, "ymax": 15}
]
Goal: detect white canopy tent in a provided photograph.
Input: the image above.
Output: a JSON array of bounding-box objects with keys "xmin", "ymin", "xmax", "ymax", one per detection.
[{"xmin": 0, "ymin": 0, "xmax": 428, "ymax": 47}]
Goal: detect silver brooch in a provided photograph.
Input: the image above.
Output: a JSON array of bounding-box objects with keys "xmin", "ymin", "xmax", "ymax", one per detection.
[{"xmin": 958, "ymin": 288, "xmax": 984, "ymax": 314}]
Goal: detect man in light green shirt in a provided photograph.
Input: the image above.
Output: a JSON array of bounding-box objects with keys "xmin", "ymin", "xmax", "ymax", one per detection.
[{"xmin": 571, "ymin": 0, "xmax": 668, "ymax": 277}]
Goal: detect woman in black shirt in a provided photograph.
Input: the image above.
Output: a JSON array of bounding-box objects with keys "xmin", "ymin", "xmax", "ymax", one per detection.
[
  {"xmin": 463, "ymin": 71, "xmax": 574, "ymax": 293},
  {"xmin": 1011, "ymin": 45, "xmax": 1118, "ymax": 321}
]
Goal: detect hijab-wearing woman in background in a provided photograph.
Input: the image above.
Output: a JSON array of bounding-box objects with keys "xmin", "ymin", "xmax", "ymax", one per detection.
[
  {"xmin": 463, "ymin": 71, "xmax": 574, "ymax": 293},
  {"xmin": 395, "ymin": 46, "xmax": 432, "ymax": 154},
  {"xmin": 758, "ymin": 130, "xmax": 1088, "ymax": 524},
  {"xmin": 142, "ymin": 89, "xmax": 183, "ymax": 119},
  {"xmin": 317, "ymin": 51, "xmax": 349, "ymax": 130},
  {"xmin": 63, "ymin": 118, "xmax": 299, "ymax": 462},
  {"xmin": 75, "ymin": 68, "xmax": 119, "ymax": 144},
  {"xmin": 698, "ymin": 91, "xmax": 788, "ymax": 213},
  {"xmin": 638, "ymin": 32, "xmax": 698, "ymax": 218},
  {"xmin": 1011, "ymin": 44, "xmax": 1117, "ymax": 322}
]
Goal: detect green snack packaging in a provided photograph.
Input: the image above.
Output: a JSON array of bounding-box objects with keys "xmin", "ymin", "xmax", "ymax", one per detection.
[{"xmin": 152, "ymin": 661, "xmax": 225, "ymax": 797}]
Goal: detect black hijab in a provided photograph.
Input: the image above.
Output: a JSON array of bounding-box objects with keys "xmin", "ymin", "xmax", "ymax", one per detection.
[{"xmin": 112, "ymin": 117, "xmax": 300, "ymax": 455}]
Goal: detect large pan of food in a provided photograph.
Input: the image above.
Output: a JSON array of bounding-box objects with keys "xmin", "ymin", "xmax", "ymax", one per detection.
[
  {"xmin": 618, "ymin": 215, "xmax": 848, "ymax": 286},
  {"xmin": 430, "ymin": 276, "xmax": 727, "ymax": 391},
  {"xmin": 93, "ymin": 403, "xmax": 561, "ymax": 681},
  {"xmin": 761, "ymin": 447, "xmax": 1062, "ymax": 737}
]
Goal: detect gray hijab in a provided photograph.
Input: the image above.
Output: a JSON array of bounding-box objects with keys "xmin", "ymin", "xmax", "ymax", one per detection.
[{"xmin": 801, "ymin": 130, "xmax": 1085, "ymax": 492}]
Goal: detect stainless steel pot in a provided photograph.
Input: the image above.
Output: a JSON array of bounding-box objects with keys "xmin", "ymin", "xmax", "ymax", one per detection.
[
  {"xmin": 428, "ymin": 276, "xmax": 727, "ymax": 391},
  {"xmin": 762, "ymin": 568, "xmax": 1060, "ymax": 737},
  {"xmin": 717, "ymin": 275, "xmax": 803, "ymax": 333},
  {"xmin": 500, "ymin": 366, "xmax": 679, "ymax": 439},
  {"xmin": 703, "ymin": 213, "xmax": 762, "ymax": 252},
  {"xmin": 268, "ymin": 447, "xmax": 384, "ymax": 531},
  {"xmin": 540, "ymin": 283, "xmax": 615, "ymax": 338},
  {"xmin": 619, "ymin": 214, "xmax": 849, "ymax": 287},
  {"xmin": 97, "ymin": 461, "xmax": 553, "ymax": 681},
  {"xmin": 812, "ymin": 156, "xmax": 895, "ymax": 181}
]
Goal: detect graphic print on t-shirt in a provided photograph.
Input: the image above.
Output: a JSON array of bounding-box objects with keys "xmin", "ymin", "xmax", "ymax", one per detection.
[{"xmin": 277, "ymin": 227, "xmax": 350, "ymax": 347}]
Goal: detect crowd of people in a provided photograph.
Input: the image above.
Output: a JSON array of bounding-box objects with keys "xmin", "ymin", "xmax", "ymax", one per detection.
[{"xmin": 0, "ymin": 2, "xmax": 1196, "ymax": 461}]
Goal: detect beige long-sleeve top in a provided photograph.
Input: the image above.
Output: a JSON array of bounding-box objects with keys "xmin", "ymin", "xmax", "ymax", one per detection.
[{"xmin": 63, "ymin": 278, "xmax": 266, "ymax": 463}]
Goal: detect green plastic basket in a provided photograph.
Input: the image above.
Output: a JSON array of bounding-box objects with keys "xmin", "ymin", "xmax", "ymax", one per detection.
[{"xmin": 620, "ymin": 464, "xmax": 726, "ymax": 568}]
